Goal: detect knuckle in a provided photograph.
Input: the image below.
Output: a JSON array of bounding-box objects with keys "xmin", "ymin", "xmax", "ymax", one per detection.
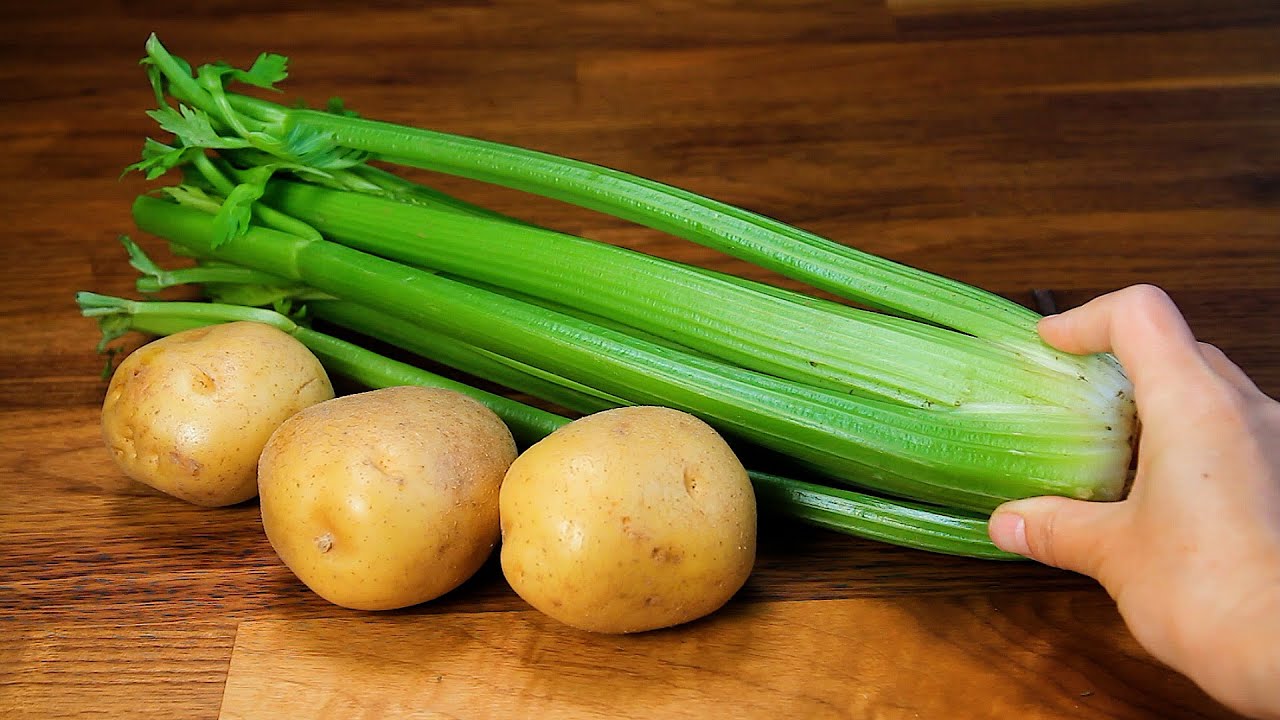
[
  {"xmin": 1125, "ymin": 282, "xmax": 1168, "ymax": 302},
  {"xmin": 1124, "ymin": 283, "xmax": 1174, "ymax": 315}
]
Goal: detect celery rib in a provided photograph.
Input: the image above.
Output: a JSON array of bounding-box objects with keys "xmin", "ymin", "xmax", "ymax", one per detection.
[
  {"xmin": 143, "ymin": 39, "xmax": 1122, "ymax": 387},
  {"xmin": 259, "ymin": 179, "xmax": 1119, "ymax": 413},
  {"xmin": 132, "ymin": 196, "xmax": 1129, "ymax": 511},
  {"xmin": 307, "ymin": 299, "xmax": 630, "ymax": 416},
  {"xmin": 280, "ymin": 109, "xmax": 1047, "ymax": 343}
]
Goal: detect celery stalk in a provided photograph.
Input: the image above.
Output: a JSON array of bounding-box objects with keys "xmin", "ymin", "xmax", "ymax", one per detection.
[
  {"xmin": 259, "ymin": 178, "xmax": 1123, "ymax": 413},
  {"xmin": 136, "ymin": 35, "xmax": 1115, "ymax": 367},
  {"xmin": 131, "ymin": 195, "xmax": 1131, "ymax": 512}
]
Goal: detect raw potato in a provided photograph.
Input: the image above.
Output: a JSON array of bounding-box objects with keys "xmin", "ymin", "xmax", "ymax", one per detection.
[
  {"xmin": 101, "ymin": 321, "xmax": 334, "ymax": 507},
  {"xmin": 258, "ymin": 386, "xmax": 517, "ymax": 611},
  {"xmin": 500, "ymin": 406, "xmax": 756, "ymax": 634}
]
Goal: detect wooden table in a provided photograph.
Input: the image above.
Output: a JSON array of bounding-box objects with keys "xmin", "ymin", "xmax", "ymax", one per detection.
[{"xmin": 3, "ymin": 2, "xmax": 1278, "ymax": 718}]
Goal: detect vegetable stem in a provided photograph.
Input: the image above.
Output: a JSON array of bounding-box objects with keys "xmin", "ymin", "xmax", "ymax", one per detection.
[
  {"xmin": 259, "ymin": 178, "xmax": 1122, "ymax": 411},
  {"xmin": 131, "ymin": 195, "xmax": 1133, "ymax": 512}
]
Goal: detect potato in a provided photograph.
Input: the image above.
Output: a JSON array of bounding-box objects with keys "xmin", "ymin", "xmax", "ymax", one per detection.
[
  {"xmin": 258, "ymin": 386, "xmax": 517, "ymax": 611},
  {"xmin": 101, "ymin": 321, "xmax": 334, "ymax": 507},
  {"xmin": 500, "ymin": 405, "xmax": 756, "ymax": 634}
]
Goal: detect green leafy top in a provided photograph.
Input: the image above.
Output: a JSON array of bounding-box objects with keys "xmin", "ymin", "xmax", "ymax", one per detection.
[
  {"xmin": 123, "ymin": 138, "xmax": 191, "ymax": 180},
  {"xmin": 146, "ymin": 104, "xmax": 251, "ymax": 150},
  {"xmin": 220, "ymin": 52, "xmax": 290, "ymax": 91},
  {"xmin": 139, "ymin": 35, "xmax": 367, "ymax": 173}
]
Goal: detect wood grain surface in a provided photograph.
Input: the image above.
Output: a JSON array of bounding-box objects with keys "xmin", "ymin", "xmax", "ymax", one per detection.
[
  {"xmin": 2, "ymin": 2, "xmax": 1278, "ymax": 718},
  {"xmin": 218, "ymin": 594, "xmax": 1192, "ymax": 719}
]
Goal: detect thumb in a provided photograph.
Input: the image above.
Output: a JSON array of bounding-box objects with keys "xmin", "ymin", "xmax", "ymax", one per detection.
[{"xmin": 989, "ymin": 496, "xmax": 1125, "ymax": 580}]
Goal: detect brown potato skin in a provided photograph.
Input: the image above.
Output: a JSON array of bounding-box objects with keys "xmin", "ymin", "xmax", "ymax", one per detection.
[
  {"xmin": 500, "ymin": 406, "xmax": 757, "ymax": 634},
  {"xmin": 100, "ymin": 321, "xmax": 334, "ymax": 507},
  {"xmin": 258, "ymin": 386, "xmax": 517, "ymax": 611}
]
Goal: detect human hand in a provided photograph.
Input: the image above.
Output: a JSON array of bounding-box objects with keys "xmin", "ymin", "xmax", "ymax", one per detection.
[{"xmin": 987, "ymin": 285, "xmax": 1280, "ymax": 719}]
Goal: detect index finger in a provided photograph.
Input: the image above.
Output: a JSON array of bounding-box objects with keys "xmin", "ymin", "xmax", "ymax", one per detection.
[{"xmin": 1037, "ymin": 285, "xmax": 1213, "ymax": 403}]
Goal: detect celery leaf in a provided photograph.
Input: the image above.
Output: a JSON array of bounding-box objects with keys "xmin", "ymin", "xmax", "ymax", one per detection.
[
  {"xmin": 211, "ymin": 181, "xmax": 265, "ymax": 246},
  {"xmin": 146, "ymin": 105, "xmax": 250, "ymax": 150}
]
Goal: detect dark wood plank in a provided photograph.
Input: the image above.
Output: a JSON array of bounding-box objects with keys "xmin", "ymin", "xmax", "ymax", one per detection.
[{"xmin": 890, "ymin": 0, "xmax": 1280, "ymax": 39}]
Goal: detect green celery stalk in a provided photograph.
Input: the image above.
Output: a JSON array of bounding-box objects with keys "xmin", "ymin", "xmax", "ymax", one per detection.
[
  {"xmin": 120, "ymin": 231, "xmax": 656, "ymax": 414},
  {"xmin": 139, "ymin": 35, "xmax": 1125, "ymax": 383},
  {"xmin": 258, "ymin": 177, "xmax": 1123, "ymax": 412},
  {"xmin": 131, "ymin": 195, "xmax": 1131, "ymax": 512},
  {"xmin": 308, "ymin": 299, "xmax": 628, "ymax": 416}
]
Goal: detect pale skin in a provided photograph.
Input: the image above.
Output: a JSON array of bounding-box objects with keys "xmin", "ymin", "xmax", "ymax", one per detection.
[{"xmin": 987, "ymin": 284, "xmax": 1280, "ymax": 719}]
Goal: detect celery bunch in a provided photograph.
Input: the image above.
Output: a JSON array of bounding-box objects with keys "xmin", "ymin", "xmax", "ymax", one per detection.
[{"xmin": 81, "ymin": 36, "xmax": 1139, "ymax": 558}]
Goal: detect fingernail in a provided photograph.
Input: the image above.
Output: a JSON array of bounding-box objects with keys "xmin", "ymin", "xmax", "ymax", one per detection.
[{"xmin": 989, "ymin": 511, "xmax": 1030, "ymax": 556}]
